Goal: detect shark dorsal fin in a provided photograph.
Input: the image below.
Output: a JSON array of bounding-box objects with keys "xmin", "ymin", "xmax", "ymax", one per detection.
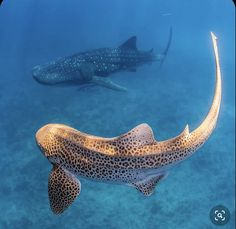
[
  {"xmin": 119, "ymin": 36, "xmax": 137, "ymax": 50},
  {"xmin": 111, "ymin": 124, "xmax": 156, "ymax": 155},
  {"xmin": 165, "ymin": 125, "xmax": 190, "ymax": 147},
  {"xmin": 72, "ymin": 124, "xmax": 156, "ymax": 156},
  {"xmin": 173, "ymin": 125, "xmax": 190, "ymax": 141}
]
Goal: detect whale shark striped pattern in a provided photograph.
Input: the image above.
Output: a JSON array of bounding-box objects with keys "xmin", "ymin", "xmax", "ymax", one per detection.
[{"xmin": 36, "ymin": 32, "xmax": 222, "ymax": 214}]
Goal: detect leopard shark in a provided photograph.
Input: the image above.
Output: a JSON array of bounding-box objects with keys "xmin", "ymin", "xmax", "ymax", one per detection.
[
  {"xmin": 32, "ymin": 28, "xmax": 172, "ymax": 91},
  {"xmin": 35, "ymin": 32, "xmax": 221, "ymax": 214}
]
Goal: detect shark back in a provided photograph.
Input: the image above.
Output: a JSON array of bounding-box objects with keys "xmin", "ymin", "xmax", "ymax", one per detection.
[
  {"xmin": 56, "ymin": 32, "xmax": 222, "ymax": 169},
  {"xmin": 35, "ymin": 32, "xmax": 222, "ymax": 215},
  {"xmin": 76, "ymin": 36, "xmax": 155, "ymax": 77}
]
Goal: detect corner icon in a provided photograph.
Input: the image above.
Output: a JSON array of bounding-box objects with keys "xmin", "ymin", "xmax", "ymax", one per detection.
[{"xmin": 210, "ymin": 205, "xmax": 230, "ymax": 226}]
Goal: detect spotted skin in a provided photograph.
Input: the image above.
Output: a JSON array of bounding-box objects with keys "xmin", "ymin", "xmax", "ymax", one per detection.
[
  {"xmin": 35, "ymin": 33, "xmax": 221, "ymax": 214},
  {"xmin": 48, "ymin": 165, "xmax": 81, "ymax": 214},
  {"xmin": 32, "ymin": 47, "xmax": 154, "ymax": 83},
  {"xmin": 131, "ymin": 174, "xmax": 166, "ymax": 196},
  {"xmin": 32, "ymin": 35, "xmax": 170, "ymax": 91}
]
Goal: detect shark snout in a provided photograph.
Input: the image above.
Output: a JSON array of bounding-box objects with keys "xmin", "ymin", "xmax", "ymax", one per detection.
[
  {"xmin": 32, "ymin": 65, "xmax": 45, "ymax": 83},
  {"xmin": 32, "ymin": 65, "xmax": 41, "ymax": 77},
  {"xmin": 32, "ymin": 64, "xmax": 58, "ymax": 85},
  {"xmin": 36, "ymin": 124, "xmax": 69, "ymax": 154},
  {"xmin": 36, "ymin": 124, "xmax": 61, "ymax": 154},
  {"xmin": 35, "ymin": 124, "xmax": 52, "ymax": 148},
  {"xmin": 36, "ymin": 124, "xmax": 59, "ymax": 158}
]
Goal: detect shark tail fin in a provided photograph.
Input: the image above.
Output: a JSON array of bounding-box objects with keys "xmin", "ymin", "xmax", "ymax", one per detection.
[{"xmin": 159, "ymin": 26, "xmax": 173, "ymax": 68}]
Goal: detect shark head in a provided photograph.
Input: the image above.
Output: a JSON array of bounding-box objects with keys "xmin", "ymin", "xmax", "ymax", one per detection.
[
  {"xmin": 35, "ymin": 124, "xmax": 68, "ymax": 161},
  {"xmin": 32, "ymin": 61, "xmax": 68, "ymax": 85},
  {"xmin": 36, "ymin": 124, "xmax": 54, "ymax": 156}
]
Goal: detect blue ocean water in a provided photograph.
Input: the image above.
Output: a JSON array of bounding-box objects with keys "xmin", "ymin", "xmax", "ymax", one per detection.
[{"xmin": 0, "ymin": 0, "xmax": 235, "ymax": 228}]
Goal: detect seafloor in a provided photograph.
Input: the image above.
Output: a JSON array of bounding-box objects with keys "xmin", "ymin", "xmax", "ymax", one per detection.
[{"xmin": 0, "ymin": 1, "xmax": 235, "ymax": 228}]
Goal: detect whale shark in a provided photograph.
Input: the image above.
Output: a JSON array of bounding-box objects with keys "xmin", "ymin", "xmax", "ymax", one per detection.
[
  {"xmin": 35, "ymin": 32, "xmax": 221, "ymax": 214},
  {"xmin": 32, "ymin": 29, "xmax": 172, "ymax": 91}
]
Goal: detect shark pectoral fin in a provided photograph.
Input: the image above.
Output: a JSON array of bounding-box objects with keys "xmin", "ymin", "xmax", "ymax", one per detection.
[
  {"xmin": 79, "ymin": 62, "xmax": 95, "ymax": 81},
  {"xmin": 91, "ymin": 76, "xmax": 127, "ymax": 92},
  {"xmin": 131, "ymin": 174, "xmax": 167, "ymax": 196},
  {"xmin": 48, "ymin": 165, "xmax": 81, "ymax": 214}
]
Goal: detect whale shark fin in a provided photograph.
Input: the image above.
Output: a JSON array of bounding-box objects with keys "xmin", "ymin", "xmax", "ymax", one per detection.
[
  {"xmin": 159, "ymin": 26, "xmax": 172, "ymax": 68},
  {"xmin": 131, "ymin": 173, "xmax": 167, "ymax": 196},
  {"xmin": 119, "ymin": 36, "xmax": 137, "ymax": 50},
  {"xmin": 91, "ymin": 76, "xmax": 127, "ymax": 91},
  {"xmin": 48, "ymin": 165, "xmax": 81, "ymax": 214}
]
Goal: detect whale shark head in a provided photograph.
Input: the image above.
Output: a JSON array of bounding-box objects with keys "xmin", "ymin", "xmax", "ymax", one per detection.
[
  {"xmin": 32, "ymin": 63, "xmax": 56, "ymax": 84},
  {"xmin": 32, "ymin": 62, "xmax": 67, "ymax": 85}
]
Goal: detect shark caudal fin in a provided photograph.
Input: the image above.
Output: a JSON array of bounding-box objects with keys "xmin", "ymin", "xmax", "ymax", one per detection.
[
  {"xmin": 48, "ymin": 165, "xmax": 81, "ymax": 214},
  {"xmin": 91, "ymin": 76, "xmax": 127, "ymax": 92},
  {"xmin": 159, "ymin": 26, "xmax": 173, "ymax": 68}
]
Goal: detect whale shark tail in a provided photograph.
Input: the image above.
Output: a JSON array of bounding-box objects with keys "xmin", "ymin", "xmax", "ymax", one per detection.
[{"xmin": 159, "ymin": 26, "xmax": 173, "ymax": 68}]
